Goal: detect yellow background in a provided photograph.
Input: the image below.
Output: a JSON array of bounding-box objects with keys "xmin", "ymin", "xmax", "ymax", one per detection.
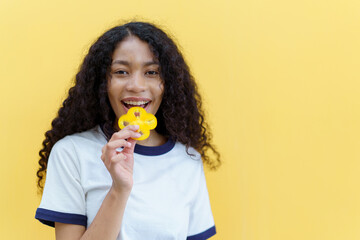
[{"xmin": 1, "ymin": 0, "xmax": 360, "ymax": 239}]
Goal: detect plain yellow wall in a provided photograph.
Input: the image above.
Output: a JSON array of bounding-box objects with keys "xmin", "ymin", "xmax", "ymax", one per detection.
[{"xmin": 1, "ymin": 0, "xmax": 360, "ymax": 239}]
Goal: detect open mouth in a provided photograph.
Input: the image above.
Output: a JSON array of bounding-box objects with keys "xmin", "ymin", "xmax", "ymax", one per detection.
[{"xmin": 121, "ymin": 100, "xmax": 151, "ymax": 110}]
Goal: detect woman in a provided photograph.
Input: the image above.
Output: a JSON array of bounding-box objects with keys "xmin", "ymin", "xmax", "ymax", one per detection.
[{"xmin": 35, "ymin": 21, "xmax": 221, "ymax": 240}]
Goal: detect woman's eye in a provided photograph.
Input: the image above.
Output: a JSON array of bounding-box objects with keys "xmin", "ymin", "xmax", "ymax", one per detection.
[
  {"xmin": 146, "ymin": 71, "xmax": 159, "ymax": 76},
  {"xmin": 115, "ymin": 70, "xmax": 128, "ymax": 75}
]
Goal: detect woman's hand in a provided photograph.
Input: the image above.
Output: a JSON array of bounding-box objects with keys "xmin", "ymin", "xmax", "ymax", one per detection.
[
  {"xmin": 101, "ymin": 124, "xmax": 141, "ymax": 194},
  {"xmin": 57, "ymin": 125, "xmax": 141, "ymax": 240}
]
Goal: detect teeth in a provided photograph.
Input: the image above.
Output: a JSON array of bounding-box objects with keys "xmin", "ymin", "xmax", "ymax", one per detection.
[{"xmin": 123, "ymin": 100, "xmax": 149, "ymax": 105}]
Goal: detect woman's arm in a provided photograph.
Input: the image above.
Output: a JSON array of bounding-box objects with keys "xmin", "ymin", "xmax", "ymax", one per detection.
[
  {"xmin": 55, "ymin": 187, "xmax": 130, "ymax": 240},
  {"xmin": 55, "ymin": 222, "xmax": 85, "ymax": 240},
  {"xmin": 55, "ymin": 125, "xmax": 141, "ymax": 240}
]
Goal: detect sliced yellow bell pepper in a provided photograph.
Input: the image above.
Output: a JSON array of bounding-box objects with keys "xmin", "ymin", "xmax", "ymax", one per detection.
[{"xmin": 118, "ymin": 107, "xmax": 157, "ymax": 140}]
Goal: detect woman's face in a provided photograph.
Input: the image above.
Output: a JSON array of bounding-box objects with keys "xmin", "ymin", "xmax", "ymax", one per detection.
[{"xmin": 107, "ymin": 36, "xmax": 164, "ymax": 124}]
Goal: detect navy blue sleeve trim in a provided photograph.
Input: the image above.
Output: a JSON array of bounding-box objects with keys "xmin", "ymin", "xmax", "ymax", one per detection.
[
  {"xmin": 187, "ymin": 226, "xmax": 216, "ymax": 240},
  {"xmin": 35, "ymin": 208, "xmax": 87, "ymax": 228}
]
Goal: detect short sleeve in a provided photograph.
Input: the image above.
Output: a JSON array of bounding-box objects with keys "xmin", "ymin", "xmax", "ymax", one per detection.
[
  {"xmin": 35, "ymin": 137, "xmax": 87, "ymax": 227},
  {"xmin": 187, "ymin": 162, "xmax": 216, "ymax": 240}
]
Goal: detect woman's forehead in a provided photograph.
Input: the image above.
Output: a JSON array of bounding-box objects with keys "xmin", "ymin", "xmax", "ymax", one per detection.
[{"xmin": 112, "ymin": 36, "xmax": 156, "ymax": 62}]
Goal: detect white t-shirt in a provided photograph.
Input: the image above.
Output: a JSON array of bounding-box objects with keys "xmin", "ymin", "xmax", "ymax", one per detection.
[{"xmin": 35, "ymin": 126, "xmax": 216, "ymax": 240}]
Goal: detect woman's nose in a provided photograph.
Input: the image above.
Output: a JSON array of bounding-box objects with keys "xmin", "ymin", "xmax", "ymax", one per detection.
[{"xmin": 126, "ymin": 72, "xmax": 146, "ymax": 92}]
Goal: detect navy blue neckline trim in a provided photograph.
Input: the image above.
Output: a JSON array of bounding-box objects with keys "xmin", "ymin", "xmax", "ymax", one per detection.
[
  {"xmin": 187, "ymin": 226, "xmax": 216, "ymax": 240},
  {"xmin": 134, "ymin": 138, "xmax": 175, "ymax": 156},
  {"xmin": 99, "ymin": 123, "xmax": 175, "ymax": 156}
]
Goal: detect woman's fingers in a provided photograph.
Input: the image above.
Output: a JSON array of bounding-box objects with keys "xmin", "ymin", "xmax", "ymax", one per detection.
[
  {"xmin": 110, "ymin": 152, "xmax": 127, "ymax": 164},
  {"xmin": 110, "ymin": 125, "xmax": 141, "ymax": 142},
  {"xmin": 101, "ymin": 125, "xmax": 140, "ymax": 165},
  {"xmin": 106, "ymin": 139, "xmax": 131, "ymax": 152},
  {"xmin": 106, "ymin": 125, "xmax": 140, "ymax": 154},
  {"xmin": 109, "ymin": 153, "xmax": 133, "ymax": 176},
  {"xmin": 122, "ymin": 138, "xmax": 137, "ymax": 154},
  {"xmin": 101, "ymin": 140, "xmax": 125, "ymax": 163}
]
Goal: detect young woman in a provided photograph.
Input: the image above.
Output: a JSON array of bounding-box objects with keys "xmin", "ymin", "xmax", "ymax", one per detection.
[{"xmin": 35, "ymin": 21, "xmax": 221, "ymax": 240}]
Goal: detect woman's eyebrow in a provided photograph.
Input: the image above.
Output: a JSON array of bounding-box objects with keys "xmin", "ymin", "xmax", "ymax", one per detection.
[
  {"xmin": 143, "ymin": 61, "xmax": 159, "ymax": 66},
  {"xmin": 111, "ymin": 60, "xmax": 159, "ymax": 66},
  {"xmin": 112, "ymin": 60, "xmax": 129, "ymax": 65}
]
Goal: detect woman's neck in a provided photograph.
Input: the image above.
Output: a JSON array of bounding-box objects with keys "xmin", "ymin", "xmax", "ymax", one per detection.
[{"xmin": 136, "ymin": 130, "xmax": 167, "ymax": 147}]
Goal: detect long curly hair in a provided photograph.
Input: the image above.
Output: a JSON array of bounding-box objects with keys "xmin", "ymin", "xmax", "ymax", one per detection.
[{"xmin": 36, "ymin": 21, "xmax": 221, "ymax": 193}]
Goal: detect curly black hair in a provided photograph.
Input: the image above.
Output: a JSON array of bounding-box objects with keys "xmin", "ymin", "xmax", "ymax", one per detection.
[{"xmin": 36, "ymin": 21, "xmax": 221, "ymax": 193}]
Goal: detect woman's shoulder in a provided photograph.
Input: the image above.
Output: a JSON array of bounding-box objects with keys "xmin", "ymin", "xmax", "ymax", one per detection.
[
  {"xmin": 169, "ymin": 141, "xmax": 202, "ymax": 163},
  {"xmin": 48, "ymin": 126, "xmax": 105, "ymax": 167},
  {"xmin": 53, "ymin": 125, "xmax": 106, "ymax": 150}
]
